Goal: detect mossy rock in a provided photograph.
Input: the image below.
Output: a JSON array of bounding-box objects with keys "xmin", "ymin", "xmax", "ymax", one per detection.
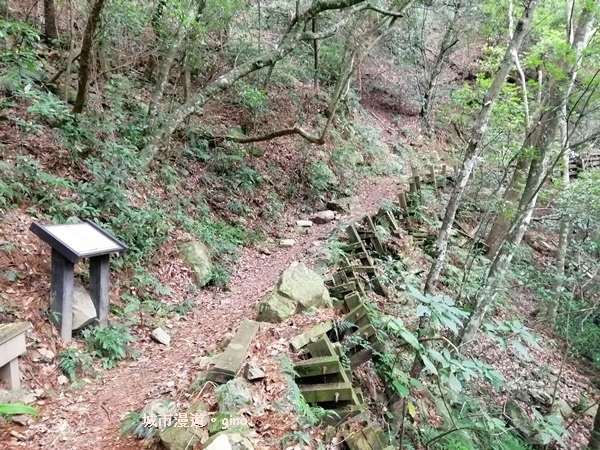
[{"xmin": 178, "ymin": 240, "xmax": 213, "ymax": 287}]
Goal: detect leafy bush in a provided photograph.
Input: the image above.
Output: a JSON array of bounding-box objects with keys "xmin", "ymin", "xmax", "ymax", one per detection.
[
  {"xmin": 58, "ymin": 348, "xmax": 94, "ymax": 381},
  {"xmin": 83, "ymin": 324, "xmax": 137, "ymax": 369}
]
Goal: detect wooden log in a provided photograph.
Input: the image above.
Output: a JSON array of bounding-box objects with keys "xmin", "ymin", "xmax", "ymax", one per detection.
[
  {"xmin": 363, "ymin": 426, "xmax": 386, "ymax": 449},
  {"xmin": 411, "ymin": 167, "xmax": 421, "ymax": 192},
  {"xmin": 294, "ymin": 356, "xmax": 342, "ymax": 377},
  {"xmin": 398, "ymin": 193, "xmax": 412, "ymax": 226},
  {"xmin": 290, "ymin": 321, "xmax": 333, "ymax": 351},
  {"xmin": 345, "ymin": 304, "xmax": 369, "ymax": 324},
  {"xmin": 429, "ymin": 165, "xmax": 437, "ymax": 191},
  {"xmin": 345, "ymin": 430, "xmax": 373, "ymax": 450},
  {"xmin": 350, "ymin": 348, "xmax": 373, "ymax": 368}
]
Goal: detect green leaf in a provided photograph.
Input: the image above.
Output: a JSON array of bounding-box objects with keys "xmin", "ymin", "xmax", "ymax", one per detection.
[
  {"xmin": 407, "ymin": 402, "xmax": 416, "ymax": 418},
  {"xmin": 416, "ymin": 304, "xmax": 431, "ymax": 317},
  {"xmin": 409, "ymin": 378, "xmax": 424, "ymax": 389},
  {"xmin": 510, "ymin": 339, "xmax": 530, "ymax": 360},
  {"xmin": 447, "ymin": 373, "xmax": 462, "ymax": 392},
  {"xmin": 398, "ymin": 328, "xmax": 421, "ymax": 350},
  {"xmin": 0, "ymin": 403, "xmax": 39, "ymax": 416},
  {"xmin": 421, "ymin": 354, "xmax": 438, "ymax": 375},
  {"xmin": 392, "ymin": 381, "xmax": 409, "ymax": 397}
]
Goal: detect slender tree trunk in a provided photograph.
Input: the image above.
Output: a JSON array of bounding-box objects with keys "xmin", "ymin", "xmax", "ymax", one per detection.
[
  {"xmin": 459, "ymin": 4, "xmax": 597, "ymax": 345},
  {"xmin": 72, "ymin": 0, "xmax": 107, "ymax": 114},
  {"xmin": 486, "ymin": 150, "xmax": 532, "ymax": 259},
  {"xmin": 43, "ymin": 0, "xmax": 59, "ymax": 44},
  {"xmin": 147, "ymin": 2, "xmax": 201, "ymax": 120},
  {"xmin": 423, "ymin": 0, "xmax": 540, "ymax": 296},
  {"xmin": 589, "ymin": 403, "xmax": 600, "ymax": 450},
  {"xmin": 420, "ymin": 0, "xmax": 462, "ymax": 131},
  {"xmin": 542, "ymin": 111, "xmax": 571, "ymax": 325}
]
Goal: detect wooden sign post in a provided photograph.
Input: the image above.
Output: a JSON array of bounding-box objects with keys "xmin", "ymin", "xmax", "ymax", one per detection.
[{"xmin": 30, "ymin": 220, "xmax": 127, "ymax": 342}]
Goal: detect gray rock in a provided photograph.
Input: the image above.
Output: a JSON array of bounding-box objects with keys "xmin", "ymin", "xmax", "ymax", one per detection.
[
  {"xmin": 277, "ymin": 261, "xmax": 332, "ymax": 311},
  {"xmin": 256, "ymin": 262, "xmax": 331, "ymax": 322},
  {"xmin": 11, "ymin": 415, "xmax": 33, "ymax": 426},
  {"xmin": 552, "ymin": 399, "xmax": 573, "ymax": 419},
  {"xmin": 151, "ymin": 327, "xmax": 171, "ymax": 346},
  {"xmin": 326, "ymin": 197, "xmax": 360, "ymax": 214},
  {"xmin": 178, "ymin": 241, "xmax": 213, "ymax": 287},
  {"xmin": 244, "ymin": 363, "xmax": 265, "ymax": 381},
  {"xmin": 257, "ymin": 246, "xmax": 272, "ymax": 255},
  {"xmin": 204, "ymin": 432, "xmax": 254, "ymax": 450},
  {"xmin": 217, "ymin": 379, "xmax": 253, "ymax": 413},
  {"xmin": 72, "ymin": 283, "xmax": 97, "ymax": 330},
  {"xmin": 505, "ymin": 399, "xmax": 546, "ymax": 446},
  {"xmin": 312, "ymin": 210, "xmax": 335, "ymax": 224},
  {"xmin": 279, "ymin": 239, "xmax": 296, "ymax": 248},
  {"xmin": 296, "ymin": 220, "xmax": 313, "ymax": 227},
  {"xmin": 160, "ymin": 401, "xmax": 208, "ymax": 450},
  {"xmin": 257, "ymin": 292, "xmax": 296, "ymax": 322},
  {"xmin": 530, "ymin": 389, "xmax": 552, "ymax": 405},
  {"xmin": 141, "ymin": 399, "xmax": 176, "ymax": 428}
]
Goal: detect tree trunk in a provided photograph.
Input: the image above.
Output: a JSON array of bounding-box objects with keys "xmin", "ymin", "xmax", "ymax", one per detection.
[
  {"xmin": 420, "ymin": 0, "xmax": 461, "ymax": 131},
  {"xmin": 147, "ymin": 1, "xmax": 201, "ymax": 120},
  {"xmin": 486, "ymin": 151, "xmax": 532, "ymax": 259},
  {"xmin": 43, "ymin": 0, "xmax": 59, "ymax": 44},
  {"xmin": 423, "ymin": 0, "xmax": 540, "ymax": 296},
  {"xmin": 589, "ymin": 403, "xmax": 600, "ymax": 450},
  {"xmin": 72, "ymin": 0, "xmax": 107, "ymax": 114},
  {"xmin": 459, "ymin": 4, "xmax": 597, "ymax": 345}
]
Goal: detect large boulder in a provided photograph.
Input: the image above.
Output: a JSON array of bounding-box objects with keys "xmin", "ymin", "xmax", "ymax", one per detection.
[
  {"xmin": 256, "ymin": 262, "xmax": 331, "ymax": 322},
  {"xmin": 217, "ymin": 379, "xmax": 254, "ymax": 413},
  {"xmin": 256, "ymin": 292, "xmax": 296, "ymax": 323},
  {"xmin": 204, "ymin": 432, "xmax": 254, "ymax": 450},
  {"xmin": 277, "ymin": 261, "xmax": 331, "ymax": 311},
  {"xmin": 178, "ymin": 241, "xmax": 213, "ymax": 287},
  {"xmin": 72, "ymin": 283, "xmax": 97, "ymax": 330},
  {"xmin": 160, "ymin": 401, "xmax": 208, "ymax": 450}
]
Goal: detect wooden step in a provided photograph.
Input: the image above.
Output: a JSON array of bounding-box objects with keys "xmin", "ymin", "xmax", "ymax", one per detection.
[
  {"xmin": 300, "ymin": 382, "xmax": 355, "ymax": 403},
  {"xmin": 294, "ymin": 355, "xmax": 342, "ymax": 377}
]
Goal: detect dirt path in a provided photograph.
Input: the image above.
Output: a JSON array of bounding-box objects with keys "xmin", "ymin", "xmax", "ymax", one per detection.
[{"xmin": 1, "ymin": 176, "xmax": 400, "ymax": 449}]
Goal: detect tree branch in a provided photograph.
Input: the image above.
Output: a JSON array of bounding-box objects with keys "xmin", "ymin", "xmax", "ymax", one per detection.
[{"xmin": 208, "ymin": 125, "xmax": 326, "ymax": 145}]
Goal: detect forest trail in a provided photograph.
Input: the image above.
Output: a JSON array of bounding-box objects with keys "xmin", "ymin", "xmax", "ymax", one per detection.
[{"xmin": 1, "ymin": 163, "xmax": 402, "ymax": 449}]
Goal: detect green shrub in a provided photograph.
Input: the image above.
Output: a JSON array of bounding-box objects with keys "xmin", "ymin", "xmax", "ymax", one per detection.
[{"xmin": 83, "ymin": 324, "xmax": 137, "ymax": 369}]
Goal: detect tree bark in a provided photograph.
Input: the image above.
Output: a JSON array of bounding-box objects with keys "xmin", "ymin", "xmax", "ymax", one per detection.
[
  {"xmin": 459, "ymin": 4, "xmax": 597, "ymax": 345},
  {"xmin": 43, "ymin": 0, "xmax": 59, "ymax": 44},
  {"xmin": 589, "ymin": 402, "xmax": 600, "ymax": 450},
  {"xmin": 147, "ymin": 0, "xmax": 202, "ymax": 120},
  {"xmin": 72, "ymin": 0, "xmax": 107, "ymax": 114},
  {"xmin": 420, "ymin": 0, "xmax": 462, "ymax": 131},
  {"xmin": 423, "ymin": 0, "xmax": 540, "ymax": 296},
  {"xmin": 486, "ymin": 149, "xmax": 532, "ymax": 259}
]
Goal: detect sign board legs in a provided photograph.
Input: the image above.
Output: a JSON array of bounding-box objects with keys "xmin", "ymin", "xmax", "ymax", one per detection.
[
  {"xmin": 90, "ymin": 255, "xmax": 109, "ymax": 328},
  {"xmin": 50, "ymin": 249, "xmax": 74, "ymax": 342}
]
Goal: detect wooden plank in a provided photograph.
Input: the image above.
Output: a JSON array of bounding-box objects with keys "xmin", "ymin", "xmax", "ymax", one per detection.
[
  {"xmin": 429, "ymin": 165, "xmax": 437, "ymax": 191},
  {"xmin": 345, "ymin": 430, "xmax": 373, "ymax": 450},
  {"xmin": 345, "ymin": 304, "xmax": 369, "ymax": 324},
  {"xmin": 363, "ymin": 426, "xmax": 385, "ymax": 449},
  {"xmin": 352, "ymin": 266, "xmax": 377, "ymax": 274},
  {"xmin": 398, "ymin": 192, "xmax": 412, "ymax": 226},
  {"xmin": 300, "ymin": 382, "xmax": 355, "ymax": 403},
  {"xmin": 350, "ymin": 348, "xmax": 373, "ymax": 368},
  {"xmin": 208, "ymin": 319, "xmax": 261, "ymax": 383},
  {"xmin": 356, "ymin": 323, "xmax": 376, "ymax": 340},
  {"xmin": 294, "ymin": 356, "xmax": 341, "ymax": 377},
  {"xmin": 307, "ymin": 337, "xmax": 338, "ymax": 358},
  {"xmin": 385, "ymin": 211, "xmax": 400, "ymax": 232},
  {"xmin": 344, "ymin": 293, "xmax": 363, "ymax": 310},
  {"xmin": 0, "ymin": 322, "xmax": 32, "ymax": 347},
  {"xmin": 411, "ymin": 167, "xmax": 421, "ymax": 192},
  {"xmin": 290, "ymin": 321, "xmax": 333, "ymax": 351}
]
